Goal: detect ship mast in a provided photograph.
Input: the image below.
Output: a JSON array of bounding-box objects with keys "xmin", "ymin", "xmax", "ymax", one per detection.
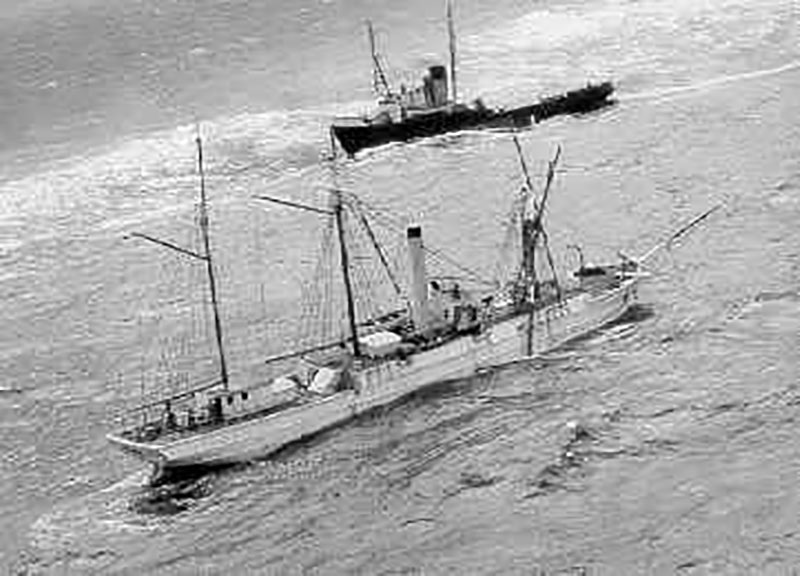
[
  {"xmin": 512, "ymin": 138, "xmax": 562, "ymax": 355},
  {"xmin": 128, "ymin": 130, "xmax": 230, "ymax": 391},
  {"xmin": 367, "ymin": 19, "xmax": 392, "ymax": 98},
  {"xmin": 530, "ymin": 146, "xmax": 562, "ymax": 302},
  {"xmin": 195, "ymin": 132, "xmax": 230, "ymax": 389},
  {"xmin": 333, "ymin": 189, "xmax": 361, "ymax": 357},
  {"xmin": 513, "ymin": 136, "xmax": 539, "ymax": 295},
  {"xmin": 512, "ymin": 138, "xmax": 561, "ymax": 299},
  {"xmin": 446, "ymin": 0, "xmax": 457, "ymax": 103}
]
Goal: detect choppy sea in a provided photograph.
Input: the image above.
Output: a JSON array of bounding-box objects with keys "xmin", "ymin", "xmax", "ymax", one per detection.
[{"xmin": 2, "ymin": 0, "xmax": 799, "ymax": 573}]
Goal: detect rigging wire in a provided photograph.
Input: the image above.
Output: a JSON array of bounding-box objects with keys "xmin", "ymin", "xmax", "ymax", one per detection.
[
  {"xmin": 495, "ymin": 186, "xmax": 527, "ymax": 288},
  {"xmin": 297, "ymin": 212, "xmax": 337, "ymax": 348},
  {"xmin": 340, "ymin": 200, "xmax": 404, "ymax": 325},
  {"xmin": 351, "ymin": 200, "xmax": 407, "ymax": 303},
  {"xmin": 350, "ymin": 194, "xmax": 496, "ymax": 287}
]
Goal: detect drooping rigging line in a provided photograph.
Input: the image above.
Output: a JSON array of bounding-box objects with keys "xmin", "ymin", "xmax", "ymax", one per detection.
[{"xmin": 352, "ymin": 201, "xmax": 406, "ymax": 303}]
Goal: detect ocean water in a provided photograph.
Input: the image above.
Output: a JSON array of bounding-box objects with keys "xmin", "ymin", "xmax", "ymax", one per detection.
[{"xmin": 2, "ymin": 0, "xmax": 799, "ymax": 573}]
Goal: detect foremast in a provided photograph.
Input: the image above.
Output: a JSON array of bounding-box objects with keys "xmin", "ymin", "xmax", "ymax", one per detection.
[
  {"xmin": 512, "ymin": 139, "xmax": 561, "ymax": 298},
  {"xmin": 511, "ymin": 138, "xmax": 562, "ymax": 354}
]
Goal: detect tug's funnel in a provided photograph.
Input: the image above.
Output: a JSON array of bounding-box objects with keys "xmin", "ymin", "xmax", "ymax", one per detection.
[
  {"xmin": 407, "ymin": 226, "xmax": 429, "ymax": 329},
  {"xmin": 427, "ymin": 65, "xmax": 448, "ymax": 107}
]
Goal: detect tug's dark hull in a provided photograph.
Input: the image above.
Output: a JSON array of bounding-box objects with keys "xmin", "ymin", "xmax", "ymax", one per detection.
[
  {"xmin": 531, "ymin": 81, "xmax": 615, "ymax": 123},
  {"xmin": 332, "ymin": 81, "xmax": 615, "ymax": 157},
  {"xmin": 333, "ymin": 106, "xmax": 533, "ymax": 157}
]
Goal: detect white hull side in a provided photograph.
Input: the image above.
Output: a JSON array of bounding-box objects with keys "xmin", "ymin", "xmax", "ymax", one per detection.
[{"xmin": 109, "ymin": 280, "xmax": 637, "ymax": 471}]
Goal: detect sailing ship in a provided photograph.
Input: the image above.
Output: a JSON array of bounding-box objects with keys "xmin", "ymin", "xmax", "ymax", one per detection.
[
  {"xmin": 330, "ymin": 1, "xmax": 616, "ymax": 158},
  {"xmin": 107, "ymin": 135, "xmax": 680, "ymax": 482}
]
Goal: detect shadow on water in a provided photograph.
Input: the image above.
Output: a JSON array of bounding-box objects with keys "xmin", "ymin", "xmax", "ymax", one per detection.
[
  {"xmin": 130, "ymin": 474, "xmax": 216, "ymax": 515},
  {"xmin": 521, "ymin": 414, "xmax": 665, "ymax": 501},
  {"xmin": 611, "ymin": 302, "xmax": 655, "ymax": 326},
  {"xmin": 525, "ymin": 421, "xmax": 601, "ymax": 499}
]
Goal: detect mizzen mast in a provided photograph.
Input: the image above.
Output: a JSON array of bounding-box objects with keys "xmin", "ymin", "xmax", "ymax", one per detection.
[
  {"xmin": 511, "ymin": 138, "xmax": 562, "ymax": 355},
  {"xmin": 512, "ymin": 137, "xmax": 561, "ymax": 302}
]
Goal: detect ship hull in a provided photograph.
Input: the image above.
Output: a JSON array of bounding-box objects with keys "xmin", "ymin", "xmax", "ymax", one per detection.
[
  {"xmin": 108, "ymin": 278, "xmax": 638, "ymax": 476},
  {"xmin": 331, "ymin": 82, "xmax": 615, "ymax": 157},
  {"xmin": 332, "ymin": 106, "xmax": 532, "ymax": 157},
  {"xmin": 531, "ymin": 81, "xmax": 615, "ymax": 123}
]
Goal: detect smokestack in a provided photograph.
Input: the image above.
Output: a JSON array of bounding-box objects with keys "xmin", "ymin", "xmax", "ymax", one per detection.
[
  {"xmin": 429, "ymin": 65, "xmax": 448, "ymax": 107},
  {"xmin": 407, "ymin": 226, "xmax": 429, "ymax": 330}
]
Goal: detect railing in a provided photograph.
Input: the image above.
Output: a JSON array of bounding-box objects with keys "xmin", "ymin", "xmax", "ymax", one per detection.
[{"xmin": 122, "ymin": 378, "xmax": 224, "ymax": 415}]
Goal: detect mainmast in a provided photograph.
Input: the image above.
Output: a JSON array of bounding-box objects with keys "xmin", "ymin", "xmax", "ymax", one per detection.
[
  {"xmin": 446, "ymin": 0, "xmax": 457, "ymax": 103},
  {"xmin": 332, "ymin": 190, "xmax": 361, "ymax": 357},
  {"xmin": 195, "ymin": 132, "xmax": 230, "ymax": 389}
]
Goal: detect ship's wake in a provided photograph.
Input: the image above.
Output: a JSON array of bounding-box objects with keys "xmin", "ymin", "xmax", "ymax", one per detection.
[{"xmin": 619, "ymin": 60, "xmax": 800, "ymax": 105}]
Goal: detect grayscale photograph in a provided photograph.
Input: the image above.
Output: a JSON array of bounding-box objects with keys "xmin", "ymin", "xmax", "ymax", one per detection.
[{"xmin": 2, "ymin": 0, "xmax": 798, "ymax": 573}]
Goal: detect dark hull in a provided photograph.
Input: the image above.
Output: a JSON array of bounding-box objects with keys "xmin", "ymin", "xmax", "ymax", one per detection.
[
  {"xmin": 531, "ymin": 81, "xmax": 615, "ymax": 123},
  {"xmin": 332, "ymin": 106, "xmax": 533, "ymax": 158},
  {"xmin": 332, "ymin": 81, "xmax": 615, "ymax": 157}
]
